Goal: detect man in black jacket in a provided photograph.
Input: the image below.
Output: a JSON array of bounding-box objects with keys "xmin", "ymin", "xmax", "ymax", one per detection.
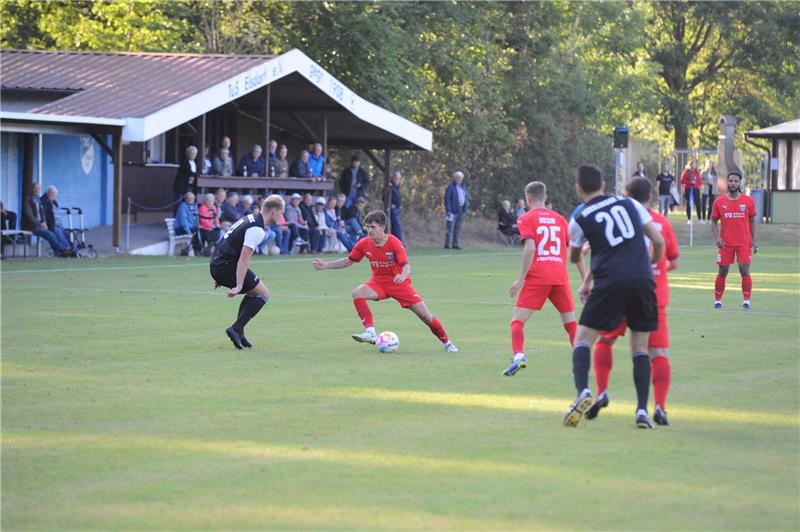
[
  {"xmin": 173, "ymin": 145, "xmax": 199, "ymax": 200},
  {"xmin": 22, "ymin": 183, "xmax": 72, "ymax": 257},
  {"xmin": 289, "ymin": 150, "xmax": 312, "ymax": 179},
  {"xmin": 340, "ymin": 156, "xmax": 369, "ymax": 208}
]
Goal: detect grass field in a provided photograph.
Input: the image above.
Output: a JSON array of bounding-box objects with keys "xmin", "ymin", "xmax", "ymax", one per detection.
[{"xmin": 2, "ymin": 225, "xmax": 799, "ymax": 530}]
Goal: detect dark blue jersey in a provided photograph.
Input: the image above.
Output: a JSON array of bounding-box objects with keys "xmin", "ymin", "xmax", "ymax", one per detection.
[
  {"xmin": 568, "ymin": 195, "xmax": 653, "ymax": 288},
  {"xmin": 211, "ymin": 212, "xmax": 265, "ymax": 266}
]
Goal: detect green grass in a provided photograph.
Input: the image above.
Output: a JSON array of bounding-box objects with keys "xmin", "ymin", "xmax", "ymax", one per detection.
[{"xmin": 2, "ymin": 230, "xmax": 799, "ymax": 530}]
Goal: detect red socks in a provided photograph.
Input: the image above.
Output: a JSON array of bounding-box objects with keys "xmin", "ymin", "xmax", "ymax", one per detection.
[
  {"xmin": 651, "ymin": 355, "xmax": 671, "ymax": 409},
  {"xmin": 353, "ymin": 298, "xmax": 374, "ymax": 328},
  {"xmin": 594, "ymin": 342, "xmax": 613, "ymax": 396},
  {"xmin": 510, "ymin": 320, "xmax": 525, "ymax": 353},
  {"xmin": 715, "ymin": 275, "xmax": 726, "ymax": 300},
  {"xmin": 741, "ymin": 274, "xmax": 752, "ymax": 300},
  {"xmin": 563, "ymin": 321, "xmax": 577, "ymax": 346},
  {"xmin": 428, "ymin": 317, "xmax": 449, "ymax": 343}
]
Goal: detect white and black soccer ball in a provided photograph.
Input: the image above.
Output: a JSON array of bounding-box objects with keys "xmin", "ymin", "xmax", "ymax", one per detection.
[{"xmin": 375, "ymin": 331, "xmax": 400, "ymax": 353}]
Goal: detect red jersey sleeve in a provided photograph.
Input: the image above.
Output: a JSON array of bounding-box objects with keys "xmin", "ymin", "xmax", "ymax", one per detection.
[
  {"xmin": 664, "ymin": 221, "xmax": 679, "ymax": 261},
  {"xmin": 348, "ymin": 238, "xmax": 366, "ymax": 262},
  {"xmin": 391, "ymin": 236, "xmax": 409, "ymax": 266},
  {"xmin": 710, "ymin": 196, "xmax": 720, "ymax": 221},
  {"xmin": 517, "ymin": 214, "xmax": 535, "ymax": 241},
  {"xmin": 747, "ymin": 196, "xmax": 757, "ymax": 218}
]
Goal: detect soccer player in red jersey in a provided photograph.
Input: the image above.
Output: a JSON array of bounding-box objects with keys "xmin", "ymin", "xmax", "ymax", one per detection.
[
  {"xmin": 584, "ymin": 177, "xmax": 679, "ymax": 425},
  {"xmin": 503, "ymin": 181, "xmax": 577, "ymax": 376},
  {"xmin": 313, "ymin": 210, "xmax": 458, "ymax": 352},
  {"xmin": 710, "ymin": 171, "xmax": 758, "ymax": 310}
]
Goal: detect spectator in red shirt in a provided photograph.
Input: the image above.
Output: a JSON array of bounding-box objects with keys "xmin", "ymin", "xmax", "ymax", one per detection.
[
  {"xmin": 198, "ymin": 193, "xmax": 222, "ymax": 255},
  {"xmin": 680, "ymin": 159, "xmax": 703, "ymax": 224}
]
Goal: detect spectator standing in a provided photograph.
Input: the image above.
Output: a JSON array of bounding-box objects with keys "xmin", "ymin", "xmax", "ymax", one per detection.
[
  {"xmin": 632, "ymin": 161, "xmax": 647, "ymax": 178},
  {"xmin": 340, "ymin": 156, "xmax": 369, "ymax": 208},
  {"xmin": 274, "ymin": 145, "xmax": 289, "ymax": 178},
  {"xmin": 325, "ymin": 196, "xmax": 355, "ymax": 251},
  {"xmin": 389, "ymin": 170, "xmax": 403, "ymax": 242},
  {"xmin": 238, "ymin": 144, "xmax": 265, "ymax": 177},
  {"xmin": 497, "ymin": 200, "xmax": 518, "ymax": 237},
  {"xmin": 701, "ymin": 159, "xmax": 717, "ymax": 222},
  {"xmin": 515, "ymin": 198, "xmax": 527, "ymax": 218},
  {"xmin": 342, "ymin": 195, "xmax": 367, "ymax": 241},
  {"xmin": 325, "ymin": 152, "xmax": 339, "ymax": 182},
  {"xmin": 308, "ymin": 143, "xmax": 325, "ymax": 181},
  {"xmin": 197, "ymin": 193, "xmax": 222, "ymax": 254},
  {"xmin": 444, "ymin": 170, "xmax": 469, "ymax": 249},
  {"xmin": 200, "ymin": 144, "xmax": 212, "ymax": 175},
  {"xmin": 220, "ymin": 191, "xmax": 242, "ymax": 229},
  {"xmin": 284, "ymin": 193, "xmax": 310, "ymax": 252},
  {"xmin": 173, "ymin": 145, "xmax": 199, "ymax": 200},
  {"xmin": 656, "ymin": 162, "xmax": 676, "ymax": 216},
  {"xmin": 267, "ymin": 139, "xmax": 278, "ymax": 176},
  {"xmin": 221, "ymin": 136, "xmax": 233, "ymax": 161},
  {"xmin": 212, "ymin": 148, "xmax": 233, "ymax": 177},
  {"xmin": 175, "ymin": 192, "xmax": 198, "ymax": 236},
  {"xmin": 681, "ymin": 159, "xmax": 703, "ymax": 224},
  {"xmin": 289, "ymin": 150, "xmax": 312, "ymax": 179},
  {"xmin": 22, "ymin": 183, "xmax": 71, "ymax": 256}
]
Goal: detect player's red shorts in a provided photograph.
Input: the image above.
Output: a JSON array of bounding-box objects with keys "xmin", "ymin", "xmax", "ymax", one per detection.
[
  {"xmin": 516, "ymin": 282, "xmax": 574, "ymax": 313},
  {"xmin": 366, "ymin": 279, "xmax": 423, "ymax": 308},
  {"xmin": 599, "ymin": 307, "xmax": 669, "ymax": 348},
  {"xmin": 717, "ymin": 245, "xmax": 752, "ymax": 266}
]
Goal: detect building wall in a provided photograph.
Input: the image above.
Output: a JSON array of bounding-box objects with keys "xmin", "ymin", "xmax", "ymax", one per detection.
[{"xmin": 0, "ymin": 132, "xmax": 113, "ymax": 228}]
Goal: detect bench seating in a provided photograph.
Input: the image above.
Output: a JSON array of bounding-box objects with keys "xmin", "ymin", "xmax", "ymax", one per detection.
[{"xmin": 165, "ymin": 218, "xmax": 193, "ymax": 256}]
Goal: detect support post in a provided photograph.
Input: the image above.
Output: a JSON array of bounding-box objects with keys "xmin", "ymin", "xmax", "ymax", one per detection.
[
  {"xmin": 201, "ymin": 113, "xmax": 207, "ymax": 165},
  {"xmin": 38, "ymin": 133, "xmax": 43, "ymax": 184},
  {"xmin": 323, "ymin": 114, "xmax": 329, "ymax": 183},
  {"xmin": 264, "ymin": 85, "xmax": 271, "ymax": 160},
  {"xmin": 383, "ymin": 148, "xmax": 392, "ymax": 233},
  {"xmin": 112, "ymin": 132, "xmax": 123, "ymax": 250}
]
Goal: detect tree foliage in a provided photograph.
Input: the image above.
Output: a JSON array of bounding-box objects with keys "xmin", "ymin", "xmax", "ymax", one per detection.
[{"xmin": 2, "ymin": 0, "xmax": 798, "ymax": 214}]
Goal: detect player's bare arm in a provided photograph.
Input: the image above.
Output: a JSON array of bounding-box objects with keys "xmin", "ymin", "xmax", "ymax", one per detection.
[
  {"xmin": 642, "ymin": 222, "xmax": 665, "ymax": 264},
  {"xmin": 750, "ymin": 215, "xmax": 758, "ymax": 253},
  {"xmin": 229, "ymin": 245, "xmax": 255, "ymax": 297},
  {"xmin": 578, "ymin": 270, "xmax": 593, "ymax": 303},
  {"xmin": 710, "ymin": 217, "xmax": 724, "ymax": 248},
  {"xmin": 509, "ymin": 239, "xmax": 535, "ymax": 297},
  {"xmin": 313, "ymin": 257, "xmax": 354, "ymax": 270},
  {"xmin": 668, "ymin": 257, "xmax": 680, "ymax": 271},
  {"xmin": 569, "ymin": 245, "xmax": 583, "ymax": 264},
  {"xmin": 394, "ymin": 263, "xmax": 411, "ymax": 284}
]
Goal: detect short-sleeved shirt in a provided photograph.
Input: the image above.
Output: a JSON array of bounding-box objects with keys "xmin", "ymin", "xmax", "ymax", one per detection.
[
  {"xmin": 517, "ymin": 208, "xmax": 570, "ymax": 286},
  {"xmin": 211, "ymin": 213, "xmax": 265, "ymax": 266},
  {"xmin": 656, "ymin": 173, "xmax": 675, "ymax": 195},
  {"xmin": 569, "ymin": 195, "xmax": 653, "ymax": 288},
  {"xmin": 348, "ymin": 234, "xmax": 409, "ymax": 282},
  {"xmin": 649, "ymin": 209, "xmax": 679, "ymax": 307},
  {"xmin": 710, "ymin": 194, "xmax": 756, "ymax": 247}
]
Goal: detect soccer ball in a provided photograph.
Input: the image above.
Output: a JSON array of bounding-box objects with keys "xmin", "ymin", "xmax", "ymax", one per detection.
[{"xmin": 375, "ymin": 331, "xmax": 400, "ymax": 353}]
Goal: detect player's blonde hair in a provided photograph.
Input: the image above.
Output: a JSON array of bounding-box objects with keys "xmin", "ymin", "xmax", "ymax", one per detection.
[
  {"xmin": 525, "ymin": 181, "xmax": 546, "ymax": 201},
  {"xmin": 262, "ymin": 194, "xmax": 285, "ymax": 212}
]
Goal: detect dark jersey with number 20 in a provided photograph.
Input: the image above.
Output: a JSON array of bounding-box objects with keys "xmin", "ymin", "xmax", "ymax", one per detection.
[
  {"xmin": 211, "ymin": 213, "xmax": 265, "ymax": 267},
  {"xmin": 569, "ymin": 195, "xmax": 652, "ymax": 288}
]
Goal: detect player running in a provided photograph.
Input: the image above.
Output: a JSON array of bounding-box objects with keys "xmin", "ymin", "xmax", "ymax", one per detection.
[
  {"xmin": 564, "ymin": 165, "xmax": 665, "ymax": 429},
  {"xmin": 585, "ymin": 177, "xmax": 679, "ymax": 426},
  {"xmin": 313, "ymin": 210, "xmax": 458, "ymax": 352},
  {"xmin": 710, "ymin": 171, "xmax": 758, "ymax": 311},
  {"xmin": 503, "ymin": 181, "xmax": 577, "ymax": 376},
  {"xmin": 210, "ymin": 194, "xmax": 285, "ymax": 350}
]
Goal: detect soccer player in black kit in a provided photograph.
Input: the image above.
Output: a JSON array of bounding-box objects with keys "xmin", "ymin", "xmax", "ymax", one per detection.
[
  {"xmin": 564, "ymin": 165, "xmax": 665, "ymax": 428},
  {"xmin": 210, "ymin": 194, "xmax": 285, "ymax": 349}
]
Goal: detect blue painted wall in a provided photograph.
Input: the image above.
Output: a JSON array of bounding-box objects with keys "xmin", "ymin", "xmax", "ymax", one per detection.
[{"xmin": 0, "ymin": 133, "xmax": 114, "ymax": 228}]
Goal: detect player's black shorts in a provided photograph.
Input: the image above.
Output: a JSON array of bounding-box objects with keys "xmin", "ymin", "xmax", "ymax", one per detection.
[
  {"xmin": 579, "ymin": 278, "xmax": 658, "ymax": 332},
  {"xmin": 209, "ymin": 262, "xmax": 260, "ymax": 293}
]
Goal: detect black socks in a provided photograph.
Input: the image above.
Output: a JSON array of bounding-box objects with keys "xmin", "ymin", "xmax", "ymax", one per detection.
[
  {"xmin": 572, "ymin": 343, "xmax": 591, "ymax": 393},
  {"xmin": 233, "ymin": 294, "xmax": 268, "ymax": 332},
  {"xmin": 632, "ymin": 352, "xmax": 651, "ymax": 412}
]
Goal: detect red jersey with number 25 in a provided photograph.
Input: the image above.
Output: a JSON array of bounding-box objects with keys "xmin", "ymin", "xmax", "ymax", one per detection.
[
  {"xmin": 711, "ymin": 195, "xmax": 756, "ymax": 247},
  {"xmin": 649, "ymin": 209, "xmax": 679, "ymax": 307},
  {"xmin": 348, "ymin": 234, "xmax": 409, "ymax": 282},
  {"xmin": 517, "ymin": 208, "xmax": 569, "ymax": 286}
]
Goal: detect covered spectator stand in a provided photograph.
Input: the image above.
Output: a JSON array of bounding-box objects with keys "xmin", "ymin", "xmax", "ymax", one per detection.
[{"xmin": 0, "ymin": 49, "xmax": 432, "ymax": 250}]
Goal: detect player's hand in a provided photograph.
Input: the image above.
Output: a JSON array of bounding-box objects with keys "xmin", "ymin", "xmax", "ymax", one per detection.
[
  {"xmin": 312, "ymin": 258, "xmax": 326, "ymax": 270},
  {"xmin": 716, "ymin": 239, "xmax": 724, "ymax": 249},
  {"xmin": 752, "ymin": 243, "xmax": 758, "ymax": 254},
  {"xmin": 393, "ymin": 273, "xmax": 407, "ymax": 284},
  {"xmin": 579, "ymin": 282, "xmax": 592, "ymax": 303},
  {"xmin": 508, "ymin": 279, "xmax": 523, "ymax": 298},
  {"xmin": 227, "ymin": 286, "xmax": 242, "ymax": 298}
]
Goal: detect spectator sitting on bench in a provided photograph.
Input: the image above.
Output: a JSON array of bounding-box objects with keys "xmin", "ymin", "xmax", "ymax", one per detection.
[
  {"xmin": 238, "ymin": 144, "xmax": 265, "ymax": 177},
  {"xmin": 175, "ymin": 192, "xmax": 198, "ymax": 237},
  {"xmin": 310, "ymin": 196, "xmax": 331, "ymax": 252},
  {"xmin": 1, "ymin": 200, "xmax": 18, "ymax": 245},
  {"xmin": 212, "ymin": 147, "xmax": 233, "ymax": 177},
  {"xmin": 497, "ymin": 200, "xmax": 519, "ymax": 237},
  {"xmin": 213, "ymin": 188, "xmax": 226, "ymax": 224},
  {"xmin": 22, "ymin": 182, "xmax": 72, "ymax": 257},
  {"xmin": 41, "ymin": 186, "xmax": 76, "ymax": 255},
  {"xmin": 270, "ymin": 211, "xmax": 291, "ymax": 255},
  {"xmin": 274, "ymin": 145, "xmax": 289, "ymax": 178},
  {"xmin": 325, "ymin": 195, "xmax": 355, "ymax": 251},
  {"xmin": 197, "ymin": 193, "xmax": 222, "ymax": 255},
  {"xmin": 240, "ymin": 194, "xmax": 256, "ymax": 216},
  {"xmin": 289, "ymin": 150, "xmax": 312, "ymax": 179},
  {"xmin": 342, "ymin": 195, "xmax": 367, "ymax": 241},
  {"xmin": 300, "ymin": 193, "xmax": 325, "ymax": 253},
  {"xmin": 284, "ymin": 193, "xmax": 310, "ymax": 253},
  {"xmin": 220, "ymin": 191, "xmax": 242, "ymax": 229}
]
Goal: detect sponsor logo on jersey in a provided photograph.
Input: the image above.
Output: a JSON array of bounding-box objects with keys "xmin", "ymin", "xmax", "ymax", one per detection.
[
  {"xmin": 739, "ymin": 204, "xmax": 747, "ymax": 212},
  {"xmin": 386, "ymin": 252, "xmax": 395, "ymax": 260}
]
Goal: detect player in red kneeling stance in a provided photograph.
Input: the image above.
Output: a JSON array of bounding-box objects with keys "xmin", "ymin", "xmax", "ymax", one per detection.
[
  {"xmin": 313, "ymin": 210, "xmax": 458, "ymax": 352},
  {"xmin": 586, "ymin": 177, "xmax": 679, "ymax": 425},
  {"xmin": 710, "ymin": 171, "xmax": 758, "ymax": 311}
]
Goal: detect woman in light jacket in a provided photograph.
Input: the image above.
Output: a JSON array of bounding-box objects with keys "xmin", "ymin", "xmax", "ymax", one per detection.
[{"xmin": 701, "ymin": 159, "xmax": 717, "ymax": 222}]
